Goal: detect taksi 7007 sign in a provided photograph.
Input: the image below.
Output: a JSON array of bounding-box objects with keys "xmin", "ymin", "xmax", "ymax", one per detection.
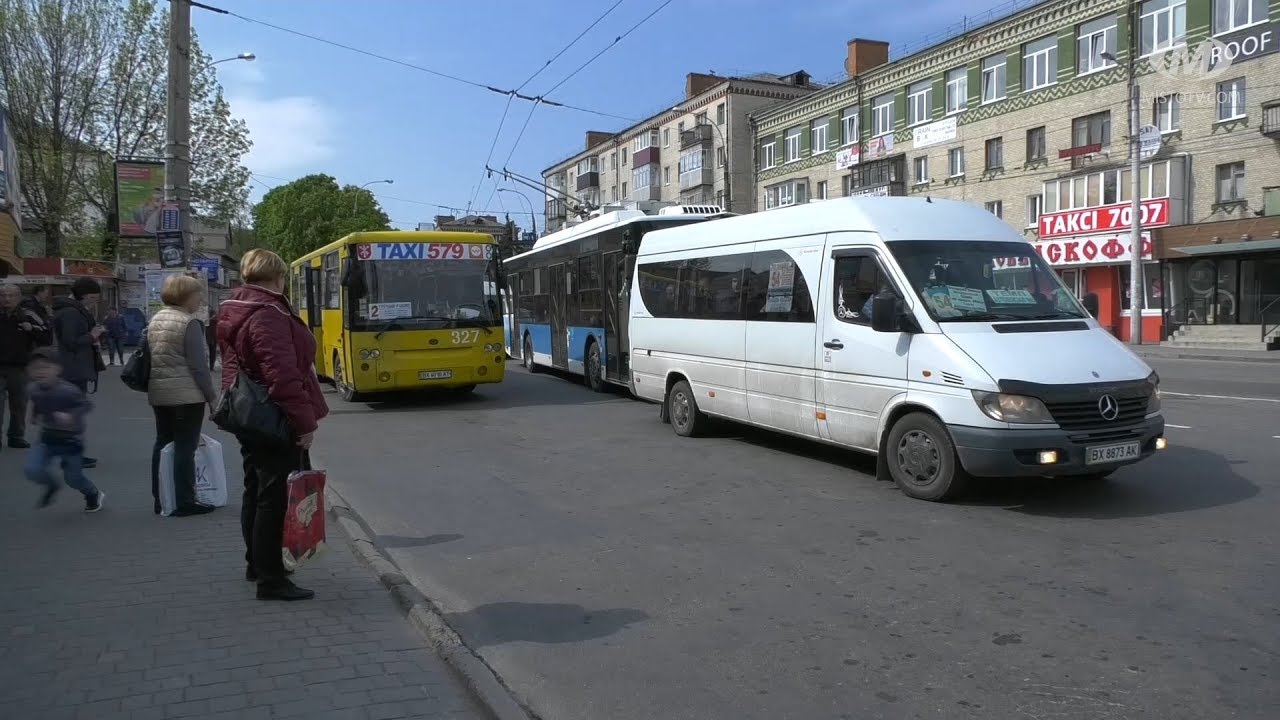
[{"xmin": 1037, "ymin": 198, "xmax": 1170, "ymax": 239}]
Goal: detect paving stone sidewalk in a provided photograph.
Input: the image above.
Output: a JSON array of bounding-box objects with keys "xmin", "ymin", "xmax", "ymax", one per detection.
[{"xmin": 0, "ymin": 372, "xmax": 487, "ymax": 720}]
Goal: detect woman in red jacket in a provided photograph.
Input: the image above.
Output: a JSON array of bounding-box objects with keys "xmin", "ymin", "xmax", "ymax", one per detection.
[{"xmin": 217, "ymin": 249, "xmax": 329, "ymax": 601}]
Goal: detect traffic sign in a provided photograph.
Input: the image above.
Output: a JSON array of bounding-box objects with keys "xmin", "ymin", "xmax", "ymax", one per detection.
[{"xmin": 1138, "ymin": 125, "xmax": 1162, "ymax": 160}]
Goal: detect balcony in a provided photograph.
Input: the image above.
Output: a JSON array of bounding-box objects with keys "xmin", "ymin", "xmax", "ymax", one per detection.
[
  {"xmin": 680, "ymin": 124, "xmax": 713, "ymax": 149},
  {"xmin": 679, "ymin": 167, "xmax": 714, "ymax": 190},
  {"xmin": 575, "ymin": 171, "xmax": 599, "ymax": 191},
  {"xmin": 632, "ymin": 183, "xmax": 661, "ymax": 201},
  {"xmin": 546, "ymin": 199, "xmax": 567, "ymax": 219},
  {"xmin": 632, "ymin": 146, "xmax": 659, "ymax": 167},
  {"xmin": 1263, "ymin": 101, "xmax": 1280, "ymax": 137}
]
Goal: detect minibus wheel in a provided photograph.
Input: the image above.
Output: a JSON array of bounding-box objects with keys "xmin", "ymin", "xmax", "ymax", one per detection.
[
  {"xmin": 885, "ymin": 412, "xmax": 967, "ymax": 501},
  {"xmin": 667, "ymin": 380, "xmax": 706, "ymax": 437}
]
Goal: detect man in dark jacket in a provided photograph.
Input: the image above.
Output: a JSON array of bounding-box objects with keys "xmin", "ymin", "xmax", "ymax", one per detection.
[
  {"xmin": 20, "ymin": 285, "xmax": 54, "ymax": 347},
  {"xmin": 53, "ymin": 278, "xmax": 104, "ymax": 468},
  {"xmin": 0, "ymin": 283, "xmax": 40, "ymax": 449}
]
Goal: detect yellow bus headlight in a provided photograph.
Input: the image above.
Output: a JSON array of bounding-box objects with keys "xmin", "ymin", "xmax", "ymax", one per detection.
[
  {"xmin": 358, "ymin": 349, "xmax": 381, "ymax": 360},
  {"xmin": 483, "ymin": 343, "xmax": 502, "ymax": 353}
]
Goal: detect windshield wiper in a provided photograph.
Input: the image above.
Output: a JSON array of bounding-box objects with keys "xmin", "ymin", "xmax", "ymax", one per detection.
[
  {"xmin": 373, "ymin": 320, "xmax": 402, "ymax": 340},
  {"xmin": 949, "ymin": 312, "xmax": 1030, "ymax": 322}
]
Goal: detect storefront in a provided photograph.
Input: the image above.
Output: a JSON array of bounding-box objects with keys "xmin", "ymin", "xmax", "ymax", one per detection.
[
  {"xmin": 1033, "ymin": 231, "xmax": 1161, "ymax": 343},
  {"xmin": 13, "ymin": 258, "xmax": 120, "ymax": 309},
  {"xmin": 1156, "ymin": 217, "xmax": 1280, "ymax": 336}
]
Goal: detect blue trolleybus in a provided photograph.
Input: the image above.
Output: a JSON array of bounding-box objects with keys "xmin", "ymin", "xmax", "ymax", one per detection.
[{"xmin": 502, "ymin": 204, "xmax": 729, "ymax": 391}]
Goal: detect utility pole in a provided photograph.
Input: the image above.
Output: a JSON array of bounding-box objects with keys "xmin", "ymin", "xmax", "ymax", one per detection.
[
  {"xmin": 1126, "ymin": 78, "xmax": 1143, "ymax": 345},
  {"xmin": 165, "ymin": 0, "xmax": 192, "ymax": 266}
]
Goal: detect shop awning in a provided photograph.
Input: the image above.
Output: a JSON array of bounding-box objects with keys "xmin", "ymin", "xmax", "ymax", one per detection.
[{"xmin": 1173, "ymin": 238, "xmax": 1280, "ymax": 255}]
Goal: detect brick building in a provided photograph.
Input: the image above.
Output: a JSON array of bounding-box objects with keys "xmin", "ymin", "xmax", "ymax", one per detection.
[
  {"xmin": 542, "ymin": 72, "xmax": 820, "ymax": 233},
  {"xmin": 752, "ymin": 0, "xmax": 1280, "ymax": 347}
]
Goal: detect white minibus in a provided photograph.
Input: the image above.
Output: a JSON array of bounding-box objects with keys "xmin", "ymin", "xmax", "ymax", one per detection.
[{"xmin": 628, "ymin": 196, "xmax": 1166, "ymax": 501}]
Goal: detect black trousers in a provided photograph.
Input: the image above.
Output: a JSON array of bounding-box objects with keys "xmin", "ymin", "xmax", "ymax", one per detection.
[
  {"xmin": 240, "ymin": 442, "xmax": 306, "ymax": 584},
  {"xmin": 0, "ymin": 365, "xmax": 28, "ymax": 442},
  {"xmin": 151, "ymin": 403, "xmax": 205, "ymax": 512}
]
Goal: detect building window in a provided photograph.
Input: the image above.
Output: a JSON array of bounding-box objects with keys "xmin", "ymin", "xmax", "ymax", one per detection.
[
  {"xmin": 816, "ymin": 181, "xmax": 828, "ymax": 200},
  {"xmin": 1217, "ymin": 78, "xmax": 1246, "ymax": 121},
  {"xmin": 761, "ymin": 142, "xmax": 776, "ymax": 169},
  {"xmin": 576, "ymin": 157, "xmax": 598, "ymax": 175},
  {"xmin": 811, "ymin": 118, "xmax": 829, "ymax": 154},
  {"xmin": 610, "ymin": 153, "xmax": 617, "ymax": 171},
  {"xmin": 948, "ymin": 147, "xmax": 965, "ymax": 177},
  {"xmin": 841, "ymin": 107, "xmax": 859, "ymax": 145},
  {"xmin": 1026, "ymin": 194, "xmax": 1043, "ymax": 228},
  {"xmin": 985, "ymin": 138, "xmax": 1004, "ymax": 170},
  {"xmin": 1072, "ymin": 111, "xmax": 1111, "ymax": 148},
  {"xmin": 1140, "ymin": 0, "xmax": 1187, "ymax": 56},
  {"xmin": 716, "ymin": 147, "xmax": 726, "ymax": 167},
  {"xmin": 632, "ymin": 165, "xmax": 655, "ymax": 194},
  {"xmin": 985, "ymin": 200, "xmax": 1003, "ymax": 218},
  {"xmin": 1155, "ymin": 94, "xmax": 1181, "ymax": 132},
  {"xmin": 610, "ymin": 185, "xmax": 617, "ymax": 201},
  {"xmin": 1042, "ymin": 160, "xmax": 1171, "ymax": 211},
  {"xmin": 908, "ymin": 80, "xmax": 932, "ymax": 126},
  {"xmin": 662, "ymin": 128, "xmax": 670, "ymax": 147},
  {"xmin": 716, "ymin": 103, "xmax": 726, "ymax": 124},
  {"xmin": 764, "ymin": 180, "xmax": 808, "ymax": 209},
  {"xmin": 1078, "ymin": 16, "xmax": 1118, "ymax": 74},
  {"xmin": 945, "ymin": 68, "xmax": 968, "ymax": 114},
  {"xmin": 715, "ymin": 189, "xmax": 724, "ymax": 206},
  {"xmin": 622, "ymin": 181, "xmax": 627, "ymax": 196},
  {"xmin": 679, "ymin": 148, "xmax": 706, "ymax": 176},
  {"xmin": 1216, "ymin": 162, "xmax": 1245, "ymax": 202},
  {"xmin": 632, "ymin": 130, "xmax": 657, "ymax": 153},
  {"xmin": 1214, "ymin": 0, "xmax": 1266, "ymax": 34},
  {"xmin": 913, "ymin": 156, "xmax": 929, "ymax": 184},
  {"xmin": 1023, "ymin": 36, "xmax": 1058, "ymax": 91},
  {"xmin": 981, "ymin": 54, "xmax": 1007, "ymax": 103},
  {"xmin": 695, "ymin": 112, "xmax": 708, "ymax": 126},
  {"xmin": 1026, "ymin": 126, "xmax": 1046, "ymax": 161},
  {"xmin": 784, "ymin": 127, "xmax": 802, "ymax": 162},
  {"xmin": 663, "ymin": 166, "xmax": 671, "ymax": 185},
  {"xmin": 872, "ymin": 93, "xmax": 894, "ymax": 137}
]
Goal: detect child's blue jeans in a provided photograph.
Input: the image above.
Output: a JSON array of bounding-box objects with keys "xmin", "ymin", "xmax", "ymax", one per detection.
[{"xmin": 25, "ymin": 440, "xmax": 99, "ymax": 498}]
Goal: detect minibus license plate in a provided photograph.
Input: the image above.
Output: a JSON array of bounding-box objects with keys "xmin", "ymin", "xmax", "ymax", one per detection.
[
  {"xmin": 1086, "ymin": 441, "xmax": 1140, "ymax": 465},
  {"xmin": 419, "ymin": 370, "xmax": 453, "ymax": 380}
]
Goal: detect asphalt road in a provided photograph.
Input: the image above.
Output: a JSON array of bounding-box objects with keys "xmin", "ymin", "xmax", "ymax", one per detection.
[{"xmin": 318, "ymin": 359, "xmax": 1279, "ymax": 720}]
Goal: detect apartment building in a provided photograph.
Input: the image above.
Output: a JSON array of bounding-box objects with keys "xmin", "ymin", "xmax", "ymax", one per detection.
[
  {"xmin": 752, "ymin": 0, "xmax": 1280, "ymax": 346},
  {"xmin": 542, "ymin": 71, "xmax": 821, "ymax": 233}
]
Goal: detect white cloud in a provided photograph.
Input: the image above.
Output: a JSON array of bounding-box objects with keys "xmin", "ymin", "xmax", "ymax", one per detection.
[{"xmin": 229, "ymin": 94, "xmax": 337, "ymax": 176}]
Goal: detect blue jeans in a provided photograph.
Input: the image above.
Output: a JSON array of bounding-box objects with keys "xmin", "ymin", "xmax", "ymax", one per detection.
[{"xmin": 25, "ymin": 440, "xmax": 99, "ymax": 498}]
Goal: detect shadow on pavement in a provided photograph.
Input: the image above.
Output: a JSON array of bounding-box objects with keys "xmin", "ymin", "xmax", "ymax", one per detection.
[
  {"xmin": 446, "ymin": 601, "xmax": 649, "ymax": 648},
  {"xmin": 962, "ymin": 445, "xmax": 1259, "ymax": 519},
  {"xmin": 320, "ymin": 368, "xmax": 633, "ymax": 414},
  {"xmin": 376, "ymin": 533, "xmax": 464, "ymax": 549}
]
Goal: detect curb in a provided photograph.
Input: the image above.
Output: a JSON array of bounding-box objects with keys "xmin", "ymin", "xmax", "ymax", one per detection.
[
  {"xmin": 323, "ymin": 484, "xmax": 537, "ymax": 720},
  {"xmin": 1135, "ymin": 351, "xmax": 1280, "ymax": 364}
]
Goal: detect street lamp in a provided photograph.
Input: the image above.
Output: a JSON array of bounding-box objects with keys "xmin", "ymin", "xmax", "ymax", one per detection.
[
  {"xmin": 498, "ymin": 188, "xmax": 537, "ymax": 238},
  {"xmin": 210, "ymin": 52, "xmax": 256, "ymax": 66},
  {"xmin": 354, "ymin": 179, "xmax": 393, "ymax": 214},
  {"xmin": 1101, "ymin": 50, "xmax": 1143, "ymax": 345}
]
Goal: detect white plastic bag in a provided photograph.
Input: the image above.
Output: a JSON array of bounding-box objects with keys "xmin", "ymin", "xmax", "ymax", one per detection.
[{"xmin": 159, "ymin": 434, "xmax": 228, "ymax": 516}]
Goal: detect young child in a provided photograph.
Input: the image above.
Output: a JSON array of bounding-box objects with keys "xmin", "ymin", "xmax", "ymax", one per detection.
[{"xmin": 24, "ymin": 349, "xmax": 105, "ymax": 512}]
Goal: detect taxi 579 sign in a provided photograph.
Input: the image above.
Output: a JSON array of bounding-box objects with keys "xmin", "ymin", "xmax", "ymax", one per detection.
[{"xmin": 1037, "ymin": 198, "xmax": 1170, "ymax": 239}]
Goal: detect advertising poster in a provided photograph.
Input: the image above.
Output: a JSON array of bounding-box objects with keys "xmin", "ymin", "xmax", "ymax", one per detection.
[
  {"xmin": 115, "ymin": 160, "xmax": 166, "ymax": 237},
  {"xmin": 764, "ymin": 260, "xmax": 796, "ymax": 313},
  {"xmin": 0, "ymin": 108, "xmax": 18, "ymax": 223},
  {"xmin": 145, "ymin": 268, "xmax": 207, "ymax": 320},
  {"xmin": 157, "ymin": 231, "xmax": 185, "ymax": 268}
]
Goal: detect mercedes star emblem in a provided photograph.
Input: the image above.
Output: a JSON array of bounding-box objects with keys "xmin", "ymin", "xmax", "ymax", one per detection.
[{"xmin": 1098, "ymin": 394, "xmax": 1120, "ymax": 421}]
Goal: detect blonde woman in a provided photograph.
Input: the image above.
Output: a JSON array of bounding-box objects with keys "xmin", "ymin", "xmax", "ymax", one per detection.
[{"xmin": 147, "ymin": 274, "xmax": 218, "ymax": 517}]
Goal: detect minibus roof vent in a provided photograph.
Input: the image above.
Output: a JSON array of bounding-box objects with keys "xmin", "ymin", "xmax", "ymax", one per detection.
[{"xmin": 657, "ymin": 204, "xmax": 724, "ymax": 216}]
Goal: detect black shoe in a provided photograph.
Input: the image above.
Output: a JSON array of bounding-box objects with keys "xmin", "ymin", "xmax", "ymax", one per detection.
[
  {"xmin": 171, "ymin": 503, "xmax": 216, "ymax": 517},
  {"xmin": 82, "ymin": 457, "xmax": 97, "ymax": 469},
  {"xmin": 84, "ymin": 491, "xmax": 105, "ymax": 513},
  {"xmin": 37, "ymin": 485, "xmax": 59, "ymax": 508},
  {"xmin": 8, "ymin": 438, "xmax": 29, "ymax": 449},
  {"xmin": 256, "ymin": 580, "xmax": 314, "ymax": 601}
]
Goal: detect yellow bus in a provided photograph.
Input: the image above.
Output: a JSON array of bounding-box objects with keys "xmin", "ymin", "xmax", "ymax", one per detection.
[{"xmin": 291, "ymin": 230, "xmax": 507, "ymax": 401}]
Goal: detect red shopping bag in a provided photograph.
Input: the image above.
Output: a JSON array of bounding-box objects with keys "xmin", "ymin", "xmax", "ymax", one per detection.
[{"xmin": 282, "ymin": 460, "xmax": 326, "ymax": 572}]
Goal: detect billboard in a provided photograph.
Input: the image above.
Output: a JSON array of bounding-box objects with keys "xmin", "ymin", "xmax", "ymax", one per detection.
[
  {"xmin": 0, "ymin": 107, "xmax": 19, "ymax": 224},
  {"xmin": 114, "ymin": 160, "xmax": 166, "ymax": 238}
]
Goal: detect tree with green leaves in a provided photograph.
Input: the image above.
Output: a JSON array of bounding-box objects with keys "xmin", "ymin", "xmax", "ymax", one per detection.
[{"xmin": 251, "ymin": 174, "xmax": 392, "ymax": 262}]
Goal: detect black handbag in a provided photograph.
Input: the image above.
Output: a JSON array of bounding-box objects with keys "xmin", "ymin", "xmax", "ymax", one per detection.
[
  {"xmin": 120, "ymin": 335, "xmax": 151, "ymax": 392},
  {"xmin": 210, "ymin": 306, "xmax": 293, "ymax": 446}
]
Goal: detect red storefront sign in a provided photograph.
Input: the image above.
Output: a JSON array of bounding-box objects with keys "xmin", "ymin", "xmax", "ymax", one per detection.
[
  {"xmin": 1032, "ymin": 232, "xmax": 1153, "ymax": 267},
  {"xmin": 1037, "ymin": 198, "xmax": 1170, "ymax": 239}
]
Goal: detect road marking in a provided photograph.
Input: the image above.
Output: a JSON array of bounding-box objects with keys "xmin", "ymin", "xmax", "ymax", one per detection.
[
  {"xmin": 1162, "ymin": 391, "xmax": 1280, "ymax": 404},
  {"xmin": 1166, "ymin": 424, "xmax": 1192, "ymax": 429}
]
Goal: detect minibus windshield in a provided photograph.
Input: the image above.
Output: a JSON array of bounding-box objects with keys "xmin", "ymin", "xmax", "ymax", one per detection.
[{"xmin": 887, "ymin": 240, "xmax": 1088, "ymax": 322}]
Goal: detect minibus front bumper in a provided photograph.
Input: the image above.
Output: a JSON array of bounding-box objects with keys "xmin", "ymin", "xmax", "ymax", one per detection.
[{"xmin": 949, "ymin": 415, "xmax": 1166, "ymax": 478}]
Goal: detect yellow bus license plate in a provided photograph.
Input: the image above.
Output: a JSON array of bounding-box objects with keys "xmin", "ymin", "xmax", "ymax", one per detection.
[{"xmin": 419, "ymin": 370, "xmax": 453, "ymax": 380}]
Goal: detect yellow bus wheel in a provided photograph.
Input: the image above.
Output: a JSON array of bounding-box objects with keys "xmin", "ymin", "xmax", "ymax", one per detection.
[{"xmin": 333, "ymin": 352, "xmax": 364, "ymax": 403}]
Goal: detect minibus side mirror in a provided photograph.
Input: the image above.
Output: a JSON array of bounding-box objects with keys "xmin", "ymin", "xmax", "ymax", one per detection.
[
  {"xmin": 870, "ymin": 293, "xmax": 902, "ymax": 333},
  {"xmin": 1082, "ymin": 292, "xmax": 1100, "ymax": 318}
]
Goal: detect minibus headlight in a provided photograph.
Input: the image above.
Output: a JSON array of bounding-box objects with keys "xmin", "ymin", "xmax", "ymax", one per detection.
[
  {"xmin": 483, "ymin": 343, "xmax": 502, "ymax": 353},
  {"xmin": 972, "ymin": 391, "xmax": 1054, "ymax": 424},
  {"xmin": 358, "ymin": 349, "xmax": 381, "ymax": 360},
  {"xmin": 1146, "ymin": 371, "xmax": 1161, "ymax": 413}
]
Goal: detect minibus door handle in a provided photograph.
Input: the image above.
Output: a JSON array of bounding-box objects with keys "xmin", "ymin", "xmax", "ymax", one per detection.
[{"xmin": 824, "ymin": 339, "xmax": 844, "ymax": 350}]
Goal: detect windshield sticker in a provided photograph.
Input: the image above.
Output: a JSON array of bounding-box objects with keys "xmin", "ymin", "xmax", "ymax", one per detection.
[
  {"xmin": 369, "ymin": 302, "xmax": 413, "ymax": 320},
  {"xmin": 985, "ymin": 288, "xmax": 1037, "ymax": 305},
  {"xmin": 923, "ymin": 287, "xmax": 963, "ymax": 318},
  {"xmin": 764, "ymin": 261, "xmax": 796, "ymax": 313},
  {"xmin": 369, "ymin": 242, "xmax": 492, "ymax": 261},
  {"xmin": 945, "ymin": 286, "xmax": 987, "ymax": 313}
]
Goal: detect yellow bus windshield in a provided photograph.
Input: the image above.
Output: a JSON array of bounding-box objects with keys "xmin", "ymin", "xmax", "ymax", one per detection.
[{"xmin": 348, "ymin": 256, "xmax": 498, "ymax": 331}]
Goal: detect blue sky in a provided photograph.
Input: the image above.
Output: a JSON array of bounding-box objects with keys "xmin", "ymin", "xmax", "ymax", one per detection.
[{"xmin": 197, "ymin": 0, "xmax": 1006, "ymax": 232}]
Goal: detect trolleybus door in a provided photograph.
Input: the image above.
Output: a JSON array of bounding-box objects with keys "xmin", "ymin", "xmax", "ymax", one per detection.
[
  {"xmin": 601, "ymin": 251, "xmax": 622, "ymax": 382},
  {"xmin": 549, "ymin": 262, "xmax": 569, "ymax": 368}
]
